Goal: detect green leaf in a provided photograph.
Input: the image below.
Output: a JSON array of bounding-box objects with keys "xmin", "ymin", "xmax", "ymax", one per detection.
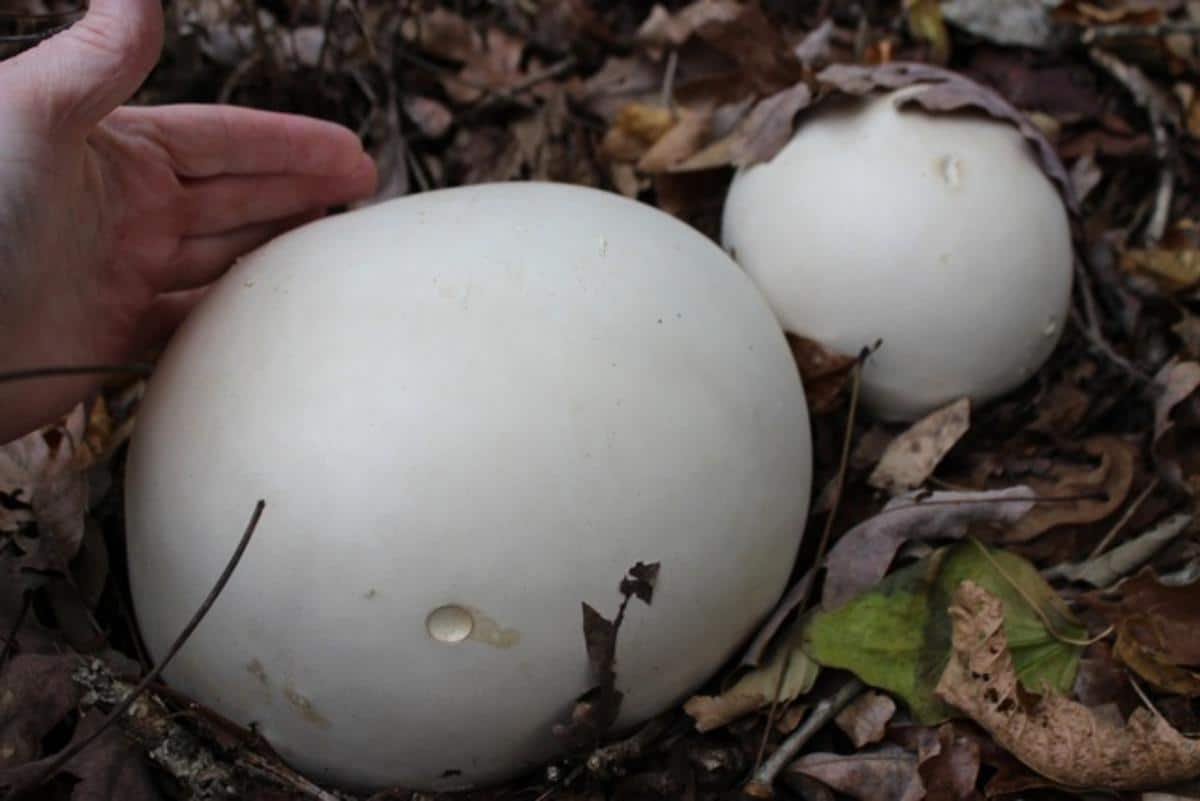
[{"xmin": 802, "ymin": 541, "xmax": 1085, "ymax": 723}]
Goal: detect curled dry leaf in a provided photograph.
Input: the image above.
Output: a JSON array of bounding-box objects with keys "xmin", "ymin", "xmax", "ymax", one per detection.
[
  {"xmin": 1044, "ymin": 513, "xmax": 1193, "ymax": 588},
  {"xmin": 816, "ymin": 62, "xmax": 1077, "ymax": 213},
  {"xmin": 1004, "ymin": 435, "xmax": 1136, "ymax": 542},
  {"xmin": 1153, "ymin": 360, "xmax": 1200, "ymax": 494},
  {"xmin": 835, "ymin": 691, "xmax": 897, "ymax": 749},
  {"xmin": 869, "ymin": 398, "xmax": 970, "ymax": 496},
  {"xmin": 683, "ymin": 621, "xmax": 819, "ymax": 732},
  {"xmin": 822, "ymin": 486, "xmax": 1036, "ymax": 611},
  {"xmin": 937, "ymin": 581, "xmax": 1200, "ymax": 790},
  {"xmin": 786, "ymin": 745, "xmax": 924, "ymax": 801}
]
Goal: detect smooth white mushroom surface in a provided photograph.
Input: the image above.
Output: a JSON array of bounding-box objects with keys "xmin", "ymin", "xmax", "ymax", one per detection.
[
  {"xmin": 125, "ymin": 183, "xmax": 812, "ymax": 791},
  {"xmin": 722, "ymin": 87, "xmax": 1074, "ymax": 421}
]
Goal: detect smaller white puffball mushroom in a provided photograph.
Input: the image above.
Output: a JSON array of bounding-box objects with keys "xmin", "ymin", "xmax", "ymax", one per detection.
[
  {"xmin": 722, "ymin": 87, "xmax": 1074, "ymax": 421},
  {"xmin": 124, "ymin": 183, "xmax": 812, "ymax": 791}
]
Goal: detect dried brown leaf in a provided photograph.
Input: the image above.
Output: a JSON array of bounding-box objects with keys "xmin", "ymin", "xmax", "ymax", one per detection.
[
  {"xmin": 555, "ymin": 562, "xmax": 660, "ymax": 749},
  {"xmin": 869, "ymin": 398, "xmax": 970, "ymax": 495},
  {"xmin": 822, "ymin": 487, "xmax": 1036, "ymax": 610},
  {"xmin": 835, "ymin": 691, "xmax": 897, "ymax": 748},
  {"xmin": 1005, "ymin": 435, "xmax": 1136, "ymax": 542},
  {"xmin": 727, "ymin": 82, "xmax": 813, "ymax": 167},
  {"xmin": 1123, "ymin": 249, "xmax": 1200, "ymax": 292},
  {"xmin": 0, "ymin": 654, "xmax": 81, "ymax": 769},
  {"xmin": 919, "ymin": 723, "xmax": 982, "ymax": 801},
  {"xmin": 1084, "ymin": 569, "xmax": 1200, "ymax": 694},
  {"xmin": 635, "ymin": 1, "xmax": 802, "ymax": 93},
  {"xmin": 787, "ymin": 746, "xmax": 925, "ymax": 801},
  {"xmin": 786, "ymin": 335, "xmax": 856, "ymax": 415},
  {"xmin": 936, "ymin": 581, "xmax": 1200, "ymax": 789}
]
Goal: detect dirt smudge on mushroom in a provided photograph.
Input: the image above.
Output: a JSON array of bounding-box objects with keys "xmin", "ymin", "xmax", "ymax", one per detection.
[{"xmin": 284, "ymin": 684, "xmax": 331, "ymax": 729}]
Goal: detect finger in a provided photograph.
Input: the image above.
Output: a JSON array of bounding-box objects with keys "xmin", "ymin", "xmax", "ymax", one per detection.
[
  {"xmin": 132, "ymin": 288, "xmax": 208, "ymax": 356},
  {"xmin": 111, "ymin": 104, "xmax": 370, "ymax": 179},
  {"xmin": 181, "ymin": 156, "xmax": 376, "ymax": 236},
  {"xmin": 2, "ymin": 0, "xmax": 163, "ymax": 135},
  {"xmin": 160, "ymin": 211, "xmax": 324, "ymax": 292}
]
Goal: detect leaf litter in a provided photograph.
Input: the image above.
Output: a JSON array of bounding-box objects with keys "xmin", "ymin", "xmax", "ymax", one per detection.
[{"xmin": 4, "ymin": 0, "xmax": 1200, "ymax": 799}]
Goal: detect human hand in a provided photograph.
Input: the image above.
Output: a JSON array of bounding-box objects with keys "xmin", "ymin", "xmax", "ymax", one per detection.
[{"xmin": 0, "ymin": 0, "xmax": 377, "ymax": 443}]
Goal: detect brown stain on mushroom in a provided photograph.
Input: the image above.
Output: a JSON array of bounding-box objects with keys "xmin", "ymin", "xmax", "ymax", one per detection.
[
  {"xmin": 465, "ymin": 607, "xmax": 521, "ymax": 649},
  {"xmin": 935, "ymin": 155, "xmax": 964, "ymax": 189},
  {"xmin": 284, "ymin": 684, "xmax": 331, "ymax": 729},
  {"xmin": 245, "ymin": 659, "xmax": 269, "ymax": 686}
]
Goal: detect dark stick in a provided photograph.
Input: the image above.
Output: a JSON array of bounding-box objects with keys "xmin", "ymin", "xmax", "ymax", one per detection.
[
  {"xmin": 12, "ymin": 500, "xmax": 266, "ymax": 797},
  {"xmin": 0, "ymin": 363, "xmax": 153, "ymax": 384}
]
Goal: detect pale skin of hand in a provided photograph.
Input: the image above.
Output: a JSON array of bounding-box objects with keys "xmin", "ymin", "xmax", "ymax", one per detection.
[{"xmin": 0, "ymin": 0, "xmax": 378, "ymax": 443}]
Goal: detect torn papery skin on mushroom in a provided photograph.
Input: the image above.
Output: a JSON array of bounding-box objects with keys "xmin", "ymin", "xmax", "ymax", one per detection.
[
  {"xmin": 124, "ymin": 182, "xmax": 813, "ymax": 792},
  {"xmin": 722, "ymin": 71, "xmax": 1074, "ymax": 422}
]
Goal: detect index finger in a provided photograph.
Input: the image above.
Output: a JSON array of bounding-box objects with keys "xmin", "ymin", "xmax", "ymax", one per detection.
[{"xmin": 111, "ymin": 104, "xmax": 369, "ymax": 179}]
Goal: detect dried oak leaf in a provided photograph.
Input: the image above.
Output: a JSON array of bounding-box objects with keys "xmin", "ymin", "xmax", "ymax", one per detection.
[
  {"xmin": 635, "ymin": 1, "xmax": 803, "ymax": 93},
  {"xmin": 834, "ymin": 691, "xmax": 897, "ymax": 748},
  {"xmin": 937, "ymin": 581, "xmax": 1200, "ymax": 790},
  {"xmin": 822, "ymin": 487, "xmax": 1036, "ymax": 611},
  {"xmin": 1153, "ymin": 360, "xmax": 1200, "ymax": 495},
  {"xmin": 1083, "ymin": 569, "xmax": 1200, "ymax": 695},
  {"xmin": 1004, "ymin": 435, "xmax": 1135, "ymax": 543},
  {"xmin": 786, "ymin": 745, "xmax": 924, "ymax": 801},
  {"xmin": 816, "ymin": 62, "xmax": 1077, "ymax": 214},
  {"xmin": 869, "ymin": 398, "xmax": 970, "ymax": 496}
]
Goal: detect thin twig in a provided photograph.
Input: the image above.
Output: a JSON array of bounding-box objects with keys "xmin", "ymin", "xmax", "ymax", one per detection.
[
  {"xmin": 0, "ymin": 363, "xmax": 152, "ymax": 384},
  {"xmin": 660, "ymin": 49, "xmax": 679, "ymax": 109},
  {"xmin": 752, "ymin": 649, "xmax": 795, "ymax": 772},
  {"xmin": 1088, "ymin": 476, "xmax": 1160, "ymax": 560},
  {"xmin": 1088, "ymin": 47, "xmax": 1175, "ymax": 246},
  {"xmin": 744, "ymin": 679, "xmax": 864, "ymax": 797},
  {"xmin": 585, "ymin": 714, "xmax": 672, "ymax": 775},
  {"xmin": 1083, "ymin": 20, "xmax": 1200, "ymax": 43},
  {"xmin": 237, "ymin": 751, "xmax": 342, "ymax": 801},
  {"xmin": 16, "ymin": 501, "xmax": 266, "ymax": 796}
]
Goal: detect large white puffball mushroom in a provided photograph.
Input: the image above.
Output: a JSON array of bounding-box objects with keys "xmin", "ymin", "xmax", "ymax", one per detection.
[
  {"xmin": 722, "ymin": 87, "xmax": 1073, "ymax": 421},
  {"xmin": 125, "ymin": 183, "xmax": 812, "ymax": 791}
]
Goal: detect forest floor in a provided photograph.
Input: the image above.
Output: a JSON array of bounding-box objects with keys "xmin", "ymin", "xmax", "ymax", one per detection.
[{"xmin": 4, "ymin": 1, "xmax": 1200, "ymax": 800}]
